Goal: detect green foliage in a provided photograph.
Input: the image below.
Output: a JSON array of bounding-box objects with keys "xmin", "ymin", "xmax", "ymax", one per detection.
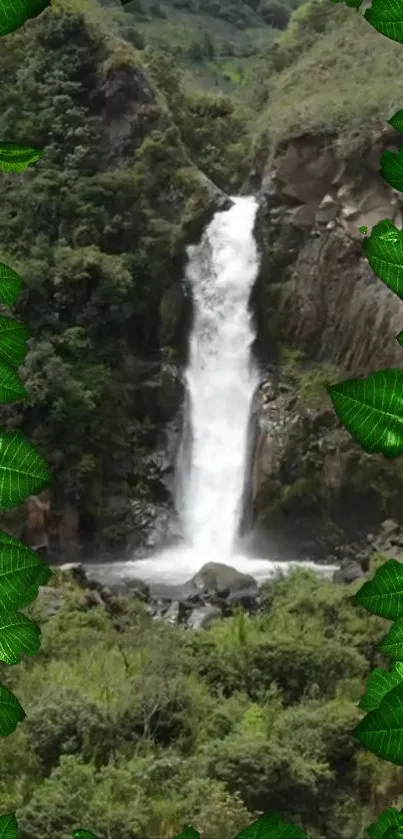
[
  {"xmin": 0, "ymin": 683, "xmax": 25, "ymax": 736},
  {"xmin": 355, "ymin": 682, "xmax": 403, "ymax": 764},
  {"xmin": 251, "ymin": 0, "xmax": 403, "ymax": 155},
  {"xmin": 364, "ymin": 0, "xmax": 403, "ymax": 45},
  {"xmin": 327, "ymin": 370, "xmax": 403, "ymax": 459},
  {"xmin": 0, "ymin": 0, "xmax": 49, "ymax": 35},
  {"xmin": 354, "ymin": 559, "xmax": 403, "ymax": 620},
  {"xmin": 0, "ymin": 566, "xmax": 391, "ymax": 838},
  {"xmin": 0, "ymin": 611, "xmax": 41, "ymax": 665},
  {"xmin": 145, "ymin": 49, "xmax": 250, "ymax": 188},
  {"xmin": 0, "ymin": 3, "xmax": 233, "ymax": 521}
]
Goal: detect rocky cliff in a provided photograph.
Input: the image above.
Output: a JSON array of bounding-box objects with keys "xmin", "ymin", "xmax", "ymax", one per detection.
[{"xmin": 252, "ymin": 127, "xmax": 403, "ymax": 554}]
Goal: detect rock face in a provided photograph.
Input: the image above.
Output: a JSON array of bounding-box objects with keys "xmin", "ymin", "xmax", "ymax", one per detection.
[
  {"xmin": 255, "ymin": 128, "xmax": 403, "ymax": 373},
  {"xmin": 251, "ymin": 129, "xmax": 403, "ymax": 549}
]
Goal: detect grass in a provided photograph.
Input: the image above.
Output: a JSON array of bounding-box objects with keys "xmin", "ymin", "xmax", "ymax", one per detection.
[{"xmin": 255, "ymin": 7, "xmax": 403, "ymax": 156}]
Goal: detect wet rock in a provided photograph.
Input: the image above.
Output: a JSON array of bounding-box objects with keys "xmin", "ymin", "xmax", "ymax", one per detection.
[
  {"xmin": 108, "ymin": 576, "xmax": 150, "ymax": 601},
  {"xmin": 380, "ymin": 519, "xmax": 400, "ymax": 535},
  {"xmin": 333, "ymin": 559, "xmax": 364, "ymax": 585},
  {"xmin": 59, "ymin": 562, "xmax": 88, "ymax": 586},
  {"xmin": 186, "ymin": 604, "xmax": 222, "ymax": 631},
  {"xmin": 190, "ymin": 562, "xmax": 258, "ymax": 598}
]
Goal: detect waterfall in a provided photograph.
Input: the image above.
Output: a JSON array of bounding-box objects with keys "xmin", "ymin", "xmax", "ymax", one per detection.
[
  {"xmin": 176, "ymin": 195, "xmax": 259, "ymax": 557},
  {"xmin": 101, "ymin": 197, "xmax": 338, "ymax": 587}
]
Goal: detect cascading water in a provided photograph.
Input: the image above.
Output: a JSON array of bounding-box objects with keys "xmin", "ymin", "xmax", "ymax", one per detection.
[
  {"xmin": 176, "ymin": 195, "xmax": 260, "ymax": 558},
  {"xmin": 88, "ymin": 197, "xmax": 338, "ymax": 588}
]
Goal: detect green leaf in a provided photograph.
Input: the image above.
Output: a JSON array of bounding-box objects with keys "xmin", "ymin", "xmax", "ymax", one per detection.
[
  {"xmin": 0, "ymin": 144, "xmax": 42, "ymax": 173},
  {"xmin": 234, "ymin": 813, "xmax": 308, "ymax": 839},
  {"xmin": 72, "ymin": 833, "xmax": 100, "ymax": 839},
  {"xmin": 355, "ymin": 681, "xmax": 403, "ymax": 764},
  {"xmin": 389, "ymin": 110, "xmax": 403, "ymax": 134},
  {"xmin": 396, "ymin": 330, "xmax": 403, "ymax": 347},
  {"xmin": 172, "ymin": 830, "xmax": 200, "ymax": 839},
  {"xmin": 363, "ymin": 220, "xmax": 403, "ymax": 300},
  {"xmin": 0, "ymin": 0, "xmax": 48, "ymax": 35},
  {"xmin": 380, "ymin": 620, "xmax": 403, "ymax": 659},
  {"xmin": 353, "ymin": 559, "xmax": 403, "ymax": 619},
  {"xmin": 0, "ymin": 543, "xmax": 51, "ymax": 610},
  {"xmin": 383, "ymin": 829, "xmax": 403, "ymax": 839},
  {"xmin": 367, "ymin": 808, "xmax": 403, "ymax": 839},
  {"xmin": 327, "ymin": 369, "xmax": 403, "ymax": 459},
  {"xmin": 359, "ymin": 663, "xmax": 403, "ymax": 711},
  {"xmin": 0, "ymin": 683, "xmax": 25, "ymax": 736},
  {"xmin": 0, "ymin": 529, "xmax": 27, "ymax": 548},
  {"xmin": 0, "ymin": 362, "xmax": 26, "ymax": 403},
  {"xmin": 0, "ymin": 814, "xmax": 19, "ymax": 839},
  {"xmin": 359, "ymin": 225, "xmax": 368, "ymax": 234},
  {"xmin": 365, "ymin": 0, "xmax": 403, "ymax": 45},
  {"xmin": 0, "ymin": 264, "xmax": 23, "ymax": 307},
  {"xmin": 0, "ymin": 316, "xmax": 30, "ymax": 368},
  {"xmin": 0, "ymin": 430, "xmax": 51, "ymax": 507},
  {"xmin": 380, "ymin": 147, "xmax": 403, "ymax": 193},
  {"xmin": 0, "ymin": 610, "xmax": 41, "ymax": 664}
]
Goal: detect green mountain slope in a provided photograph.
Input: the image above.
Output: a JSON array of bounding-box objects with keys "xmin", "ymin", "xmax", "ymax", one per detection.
[
  {"xmin": 252, "ymin": 0, "xmax": 403, "ymax": 159},
  {"xmin": 120, "ymin": 0, "xmax": 304, "ymax": 91}
]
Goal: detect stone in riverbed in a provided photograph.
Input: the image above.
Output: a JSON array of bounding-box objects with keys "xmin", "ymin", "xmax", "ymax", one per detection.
[
  {"xmin": 186, "ymin": 604, "xmax": 222, "ymax": 631},
  {"xmin": 189, "ymin": 562, "xmax": 258, "ymax": 598}
]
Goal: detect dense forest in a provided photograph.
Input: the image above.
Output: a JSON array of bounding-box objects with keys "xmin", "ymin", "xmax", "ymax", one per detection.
[
  {"xmin": 0, "ymin": 1, "xmax": 403, "ymax": 838},
  {"xmin": 1, "ymin": 561, "xmax": 401, "ymax": 839}
]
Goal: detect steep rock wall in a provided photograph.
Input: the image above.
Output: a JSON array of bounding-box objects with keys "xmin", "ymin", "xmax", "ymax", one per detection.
[{"xmin": 252, "ymin": 128, "xmax": 403, "ymax": 551}]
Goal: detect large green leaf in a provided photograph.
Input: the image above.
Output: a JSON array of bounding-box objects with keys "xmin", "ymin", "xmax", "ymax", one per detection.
[
  {"xmin": 0, "ymin": 529, "xmax": 27, "ymax": 548},
  {"xmin": 388, "ymin": 110, "xmax": 403, "ymax": 134},
  {"xmin": 363, "ymin": 220, "xmax": 403, "ymax": 299},
  {"xmin": 0, "ymin": 430, "xmax": 51, "ymax": 507},
  {"xmin": 0, "ymin": 362, "xmax": 26, "ymax": 404},
  {"xmin": 353, "ymin": 559, "xmax": 403, "ymax": 619},
  {"xmin": 72, "ymin": 833, "xmax": 100, "ymax": 839},
  {"xmin": 0, "ymin": 813, "xmax": 19, "ymax": 839},
  {"xmin": 0, "ymin": 143, "xmax": 43, "ymax": 173},
  {"xmin": 0, "ymin": 683, "xmax": 25, "ymax": 736},
  {"xmin": 0, "ymin": 543, "xmax": 51, "ymax": 610},
  {"xmin": 0, "ymin": 0, "xmax": 48, "ymax": 36},
  {"xmin": 0, "ymin": 264, "xmax": 23, "ymax": 307},
  {"xmin": 355, "ymin": 681, "xmax": 403, "ymax": 764},
  {"xmin": 367, "ymin": 808, "xmax": 403, "ymax": 839},
  {"xmin": 381, "ymin": 148, "xmax": 403, "ymax": 193},
  {"xmin": 327, "ymin": 369, "xmax": 403, "ymax": 459},
  {"xmin": 0, "ymin": 316, "xmax": 30, "ymax": 368},
  {"xmin": 0, "ymin": 610, "xmax": 41, "ymax": 664},
  {"xmin": 234, "ymin": 814, "xmax": 308, "ymax": 839},
  {"xmin": 380, "ymin": 620, "xmax": 403, "ymax": 660},
  {"xmin": 383, "ymin": 829, "xmax": 403, "ymax": 839},
  {"xmin": 172, "ymin": 831, "xmax": 199, "ymax": 839},
  {"xmin": 359, "ymin": 663, "xmax": 403, "ymax": 711},
  {"xmin": 365, "ymin": 0, "xmax": 403, "ymax": 44}
]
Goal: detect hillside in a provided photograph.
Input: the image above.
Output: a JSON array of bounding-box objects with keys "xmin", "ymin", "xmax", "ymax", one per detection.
[
  {"xmin": 119, "ymin": 0, "xmax": 304, "ymax": 91},
  {"xmin": 252, "ymin": 0, "xmax": 403, "ymax": 159}
]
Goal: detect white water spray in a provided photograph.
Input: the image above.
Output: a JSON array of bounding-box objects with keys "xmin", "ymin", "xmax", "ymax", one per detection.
[{"xmin": 177, "ymin": 195, "xmax": 259, "ymax": 556}]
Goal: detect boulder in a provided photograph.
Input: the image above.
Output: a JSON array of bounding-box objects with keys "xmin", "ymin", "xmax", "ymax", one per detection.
[
  {"xmin": 189, "ymin": 562, "xmax": 258, "ymax": 597},
  {"xmin": 187, "ymin": 604, "xmax": 222, "ymax": 631},
  {"xmin": 333, "ymin": 559, "xmax": 364, "ymax": 585}
]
